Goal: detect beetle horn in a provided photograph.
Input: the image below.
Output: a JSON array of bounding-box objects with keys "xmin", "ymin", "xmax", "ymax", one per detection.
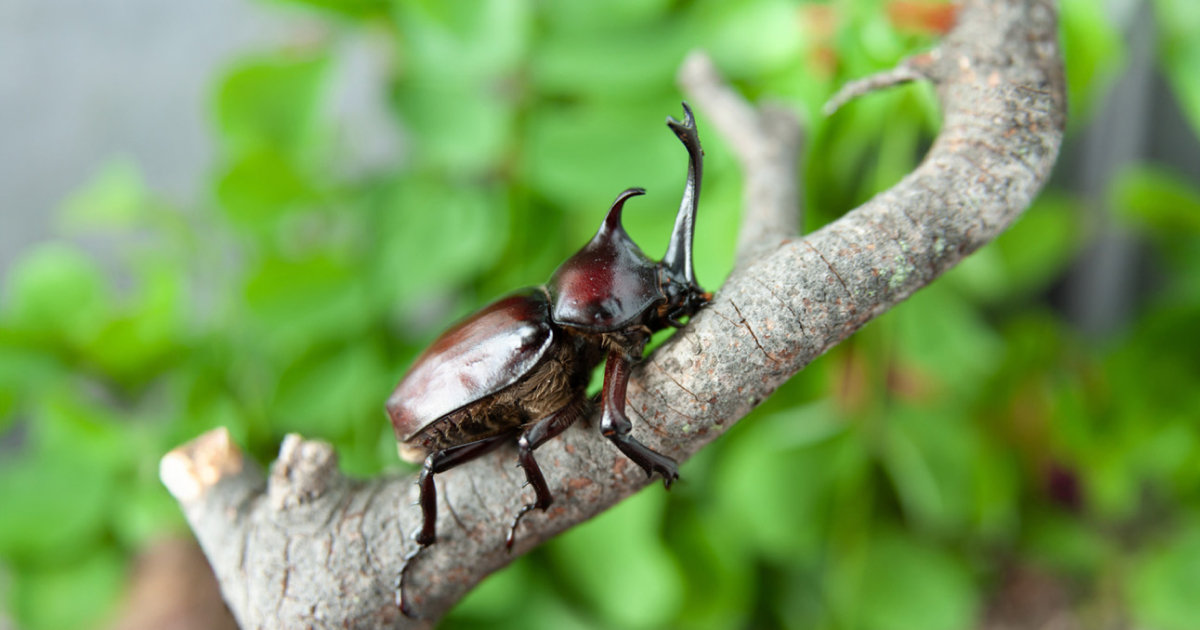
[
  {"xmin": 596, "ymin": 187, "xmax": 646, "ymax": 238},
  {"xmin": 662, "ymin": 102, "xmax": 702, "ymax": 286}
]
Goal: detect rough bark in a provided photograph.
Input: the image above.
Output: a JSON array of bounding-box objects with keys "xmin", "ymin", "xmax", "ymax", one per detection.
[{"xmin": 161, "ymin": 0, "xmax": 1065, "ymax": 626}]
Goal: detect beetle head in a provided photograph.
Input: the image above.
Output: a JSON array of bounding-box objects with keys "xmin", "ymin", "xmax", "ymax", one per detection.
[
  {"xmin": 548, "ymin": 188, "xmax": 662, "ymax": 331},
  {"xmin": 548, "ymin": 103, "xmax": 709, "ymax": 333}
]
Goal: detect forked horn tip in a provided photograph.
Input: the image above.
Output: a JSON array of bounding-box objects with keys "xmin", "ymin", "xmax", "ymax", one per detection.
[{"xmin": 666, "ymin": 102, "xmax": 696, "ymax": 131}]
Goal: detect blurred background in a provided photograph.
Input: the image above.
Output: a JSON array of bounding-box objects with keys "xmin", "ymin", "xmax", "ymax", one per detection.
[{"xmin": 2, "ymin": 0, "xmax": 1199, "ymax": 628}]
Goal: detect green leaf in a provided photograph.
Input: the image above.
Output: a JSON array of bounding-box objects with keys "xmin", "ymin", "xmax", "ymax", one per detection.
[
  {"xmin": 9, "ymin": 547, "xmax": 125, "ymax": 630},
  {"xmin": 525, "ymin": 102, "xmax": 686, "ymax": 213},
  {"xmin": 395, "ymin": 83, "xmax": 516, "ymax": 174},
  {"xmin": 81, "ymin": 265, "xmax": 186, "ymax": 384},
  {"xmin": 1059, "ymin": 0, "xmax": 1125, "ymax": 128},
  {"xmin": 397, "ymin": 0, "xmax": 531, "ymax": 81},
  {"xmin": 447, "ymin": 555, "xmax": 534, "ymax": 620},
  {"xmin": 58, "ymin": 158, "xmax": 150, "ymax": 231},
  {"xmin": 445, "ymin": 553, "xmax": 597, "ymax": 630},
  {"xmin": 698, "ymin": 0, "xmax": 805, "ymax": 77},
  {"xmin": 1024, "ymin": 512, "xmax": 1108, "ymax": 576},
  {"xmin": 712, "ymin": 402, "xmax": 849, "ymax": 561},
  {"xmin": 2, "ymin": 243, "xmax": 110, "ymax": 348},
  {"xmin": 1129, "ymin": 522, "xmax": 1200, "ymax": 630},
  {"xmin": 832, "ymin": 531, "xmax": 978, "ymax": 630},
  {"xmin": 530, "ymin": 23, "xmax": 686, "ymax": 98},
  {"xmin": 216, "ymin": 147, "xmax": 317, "ymax": 228},
  {"xmin": 392, "ymin": 0, "xmax": 530, "ymax": 172},
  {"xmin": 31, "ymin": 388, "xmax": 149, "ymax": 480},
  {"xmin": 215, "ymin": 52, "xmax": 331, "ymax": 156},
  {"xmin": 881, "ymin": 405, "xmax": 975, "ymax": 534},
  {"xmin": 0, "ymin": 455, "xmax": 112, "ymax": 564},
  {"xmin": 372, "ymin": 178, "xmax": 508, "ymax": 305},
  {"xmin": 844, "ymin": 6, "xmax": 910, "ymax": 67},
  {"xmin": 242, "ymin": 253, "xmax": 373, "ymax": 352},
  {"xmin": 890, "ymin": 282, "xmax": 1004, "ymax": 395},
  {"xmin": 0, "ymin": 341, "xmax": 60, "ymax": 421},
  {"xmin": 110, "ymin": 481, "xmax": 187, "ymax": 548},
  {"xmin": 970, "ymin": 443, "xmax": 1021, "ymax": 541},
  {"xmin": 1154, "ymin": 0, "xmax": 1200, "ymax": 138},
  {"xmin": 272, "ymin": 345, "xmax": 388, "ymax": 440},
  {"xmin": 549, "ymin": 490, "xmax": 684, "ymax": 629},
  {"xmin": 666, "ymin": 500, "xmax": 757, "ymax": 629},
  {"xmin": 271, "ymin": 0, "xmax": 388, "ymax": 19},
  {"xmin": 1113, "ymin": 165, "xmax": 1200, "ymax": 234},
  {"xmin": 537, "ymin": 0, "xmax": 673, "ymax": 31}
]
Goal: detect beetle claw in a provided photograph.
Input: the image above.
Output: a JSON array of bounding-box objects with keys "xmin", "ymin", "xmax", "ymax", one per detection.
[
  {"xmin": 662, "ymin": 472, "xmax": 679, "ymax": 490},
  {"xmin": 506, "ymin": 502, "xmax": 539, "ymax": 551}
]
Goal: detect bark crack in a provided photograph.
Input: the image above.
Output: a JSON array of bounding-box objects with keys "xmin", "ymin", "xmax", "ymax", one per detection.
[
  {"xmin": 804, "ymin": 240, "xmax": 853, "ymax": 298},
  {"xmin": 730, "ymin": 300, "xmax": 780, "ymax": 364},
  {"xmin": 658, "ymin": 364, "xmax": 702, "ymax": 402}
]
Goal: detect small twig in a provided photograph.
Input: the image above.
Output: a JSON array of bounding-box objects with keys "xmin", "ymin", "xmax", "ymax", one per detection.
[
  {"xmin": 823, "ymin": 52, "xmax": 938, "ymax": 116},
  {"xmin": 678, "ymin": 51, "xmax": 803, "ymax": 266}
]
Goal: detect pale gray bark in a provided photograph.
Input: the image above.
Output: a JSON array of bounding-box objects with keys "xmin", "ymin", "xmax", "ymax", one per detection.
[{"xmin": 161, "ymin": 0, "xmax": 1066, "ymax": 627}]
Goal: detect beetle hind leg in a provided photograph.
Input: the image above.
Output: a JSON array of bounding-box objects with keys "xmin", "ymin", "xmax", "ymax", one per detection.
[
  {"xmin": 414, "ymin": 432, "xmax": 511, "ymax": 546},
  {"xmin": 398, "ymin": 431, "xmax": 513, "ymax": 617},
  {"xmin": 507, "ymin": 397, "xmax": 588, "ymax": 549}
]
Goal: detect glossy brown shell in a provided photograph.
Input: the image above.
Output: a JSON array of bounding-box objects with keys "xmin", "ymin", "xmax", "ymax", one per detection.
[{"xmin": 386, "ymin": 288, "xmax": 556, "ymax": 443}]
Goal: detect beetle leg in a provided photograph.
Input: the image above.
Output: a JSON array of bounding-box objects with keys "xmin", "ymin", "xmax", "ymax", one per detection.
[
  {"xmin": 599, "ymin": 351, "xmax": 680, "ymax": 487},
  {"xmin": 399, "ymin": 433, "xmax": 507, "ymax": 620},
  {"xmin": 508, "ymin": 397, "xmax": 587, "ymax": 549},
  {"xmin": 415, "ymin": 432, "xmax": 512, "ymax": 546},
  {"xmin": 396, "ymin": 546, "xmax": 425, "ymax": 618}
]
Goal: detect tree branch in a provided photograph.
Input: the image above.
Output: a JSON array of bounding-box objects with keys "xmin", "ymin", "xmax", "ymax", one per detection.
[{"xmin": 162, "ymin": 0, "xmax": 1065, "ymax": 626}]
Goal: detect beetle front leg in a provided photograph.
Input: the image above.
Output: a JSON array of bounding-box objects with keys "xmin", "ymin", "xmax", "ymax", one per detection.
[
  {"xmin": 508, "ymin": 397, "xmax": 587, "ymax": 549},
  {"xmin": 599, "ymin": 351, "xmax": 680, "ymax": 487}
]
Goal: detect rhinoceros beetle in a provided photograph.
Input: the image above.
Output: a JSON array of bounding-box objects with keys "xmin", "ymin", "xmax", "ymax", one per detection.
[{"xmin": 388, "ymin": 104, "xmax": 707, "ymax": 591}]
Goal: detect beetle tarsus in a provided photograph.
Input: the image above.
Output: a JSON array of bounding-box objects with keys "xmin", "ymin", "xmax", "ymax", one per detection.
[
  {"xmin": 608, "ymin": 433, "xmax": 679, "ymax": 486},
  {"xmin": 396, "ymin": 546, "xmax": 425, "ymax": 619},
  {"xmin": 506, "ymin": 503, "xmax": 538, "ymax": 550}
]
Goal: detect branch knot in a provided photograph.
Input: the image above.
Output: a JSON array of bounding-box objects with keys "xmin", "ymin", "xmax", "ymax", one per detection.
[{"xmin": 268, "ymin": 434, "xmax": 340, "ymax": 512}]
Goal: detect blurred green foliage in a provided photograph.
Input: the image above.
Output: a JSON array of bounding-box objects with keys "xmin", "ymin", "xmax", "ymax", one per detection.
[{"xmin": 2, "ymin": 0, "xmax": 1199, "ymax": 628}]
